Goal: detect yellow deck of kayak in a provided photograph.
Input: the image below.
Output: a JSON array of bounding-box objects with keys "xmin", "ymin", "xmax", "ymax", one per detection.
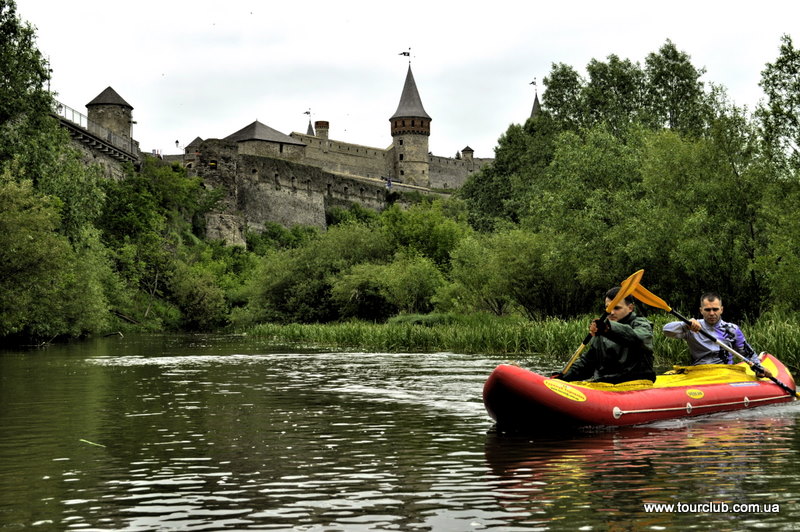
[{"xmin": 566, "ymin": 360, "xmax": 773, "ymax": 392}]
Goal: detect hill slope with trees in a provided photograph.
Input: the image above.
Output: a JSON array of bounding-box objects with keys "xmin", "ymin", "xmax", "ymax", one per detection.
[{"xmin": 3, "ymin": 0, "xmax": 800, "ymax": 344}]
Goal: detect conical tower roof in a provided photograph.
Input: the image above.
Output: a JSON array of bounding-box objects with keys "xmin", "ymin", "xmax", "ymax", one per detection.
[
  {"xmin": 530, "ymin": 92, "xmax": 541, "ymax": 118},
  {"xmin": 390, "ymin": 65, "xmax": 431, "ymax": 120},
  {"xmin": 87, "ymin": 86, "xmax": 133, "ymax": 109}
]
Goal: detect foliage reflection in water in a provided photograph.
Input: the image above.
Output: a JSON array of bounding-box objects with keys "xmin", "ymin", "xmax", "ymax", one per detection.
[{"xmin": 0, "ymin": 334, "xmax": 799, "ymax": 530}]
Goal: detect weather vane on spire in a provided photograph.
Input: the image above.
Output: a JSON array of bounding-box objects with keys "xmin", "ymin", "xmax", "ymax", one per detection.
[
  {"xmin": 530, "ymin": 77, "xmax": 538, "ymax": 94},
  {"xmin": 399, "ymin": 47, "xmax": 411, "ymax": 64}
]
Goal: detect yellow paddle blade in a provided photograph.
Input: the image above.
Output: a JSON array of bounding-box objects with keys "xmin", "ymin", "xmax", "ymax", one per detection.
[
  {"xmin": 606, "ymin": 269, "xmax": 644, "ymax": 313},
  {"xmin": 632, "ymin": 284, "xmax": 672, "ymax": 312}
]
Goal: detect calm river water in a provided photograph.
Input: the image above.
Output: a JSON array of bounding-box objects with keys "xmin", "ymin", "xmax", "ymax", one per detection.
[{"xmin": 1, "ymin": 334, "xmax": 799, "ymax": 531}]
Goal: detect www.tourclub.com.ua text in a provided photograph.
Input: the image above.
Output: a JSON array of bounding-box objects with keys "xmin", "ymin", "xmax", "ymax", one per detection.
[{"xmin": 643, "ymin": 502, "xmax": 780, "ymax": 513}]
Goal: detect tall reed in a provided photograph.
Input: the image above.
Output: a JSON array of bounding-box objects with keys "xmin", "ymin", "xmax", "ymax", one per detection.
[{"xmin": 245, "ymin": 313, "xmax": 799, "ymax": 369}]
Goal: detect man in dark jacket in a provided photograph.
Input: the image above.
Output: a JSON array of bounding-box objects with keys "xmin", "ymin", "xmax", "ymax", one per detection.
[{"xmin": 559, "ymin": 286, "xmax": 656, "ymax": 384}]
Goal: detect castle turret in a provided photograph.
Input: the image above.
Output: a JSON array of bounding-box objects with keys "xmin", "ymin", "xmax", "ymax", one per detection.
[
  {"xmin": 315, "ymin": 120, "xmax": 329, "ymax": 140},
  {"xmin": 86, "ymin": 87, "xmax": 134, "ymax": 139},
  {"xmin": 390, "ymin": 66, "xmax": 430, "ymax": 187}
]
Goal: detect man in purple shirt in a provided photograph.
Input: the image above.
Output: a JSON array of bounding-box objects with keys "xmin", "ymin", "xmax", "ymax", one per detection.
[{"xmin": 663, "ymin": 292, "xmax": 757, "ymax": 365}]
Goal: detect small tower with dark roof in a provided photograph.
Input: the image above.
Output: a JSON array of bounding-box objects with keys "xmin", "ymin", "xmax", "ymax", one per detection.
[
  {"xmin": 224, "ymin": 120, "xmax": 306, "ymax": 159},
  {"xmin": 315, "ymin": 120, "xmax": 329, "ymax": 140},
  {"xmin": 530, "ymin": 79, "xmax": 542, "ymax": 119},
  {"xmin": 86, "ymin": 86, "xmax": 134, "ymax": 139},
  {"xmin": 531, "ymin": 92, "xmax": 541, "ymax": 119},
  {"xmin": 389, "ymin": 65, "xmax": 431, "ymax": 187}
]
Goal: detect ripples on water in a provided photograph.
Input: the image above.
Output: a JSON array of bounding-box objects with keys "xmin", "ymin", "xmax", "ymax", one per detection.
[{"xmin": 1, "ymin": 335, "xmax": 799, "ymax": 530}]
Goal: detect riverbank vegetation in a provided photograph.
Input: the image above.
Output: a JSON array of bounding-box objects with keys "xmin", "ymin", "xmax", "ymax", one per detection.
[
  {"xmin": 3, "ymin": 0, "xmax": 800, "ymax": 362},
  {"xmin": 245, "ymin": 313, "xmax": 800, "ymax": 369}
]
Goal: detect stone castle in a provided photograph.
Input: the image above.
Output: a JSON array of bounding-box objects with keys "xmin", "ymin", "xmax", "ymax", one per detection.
[
  {"xmin": 60, "ymin": 65, "xmax": 539, "ymax": 245},
  {"xmin": 179, "ymin": 65, "xmax": 494, "ymax": 189}
]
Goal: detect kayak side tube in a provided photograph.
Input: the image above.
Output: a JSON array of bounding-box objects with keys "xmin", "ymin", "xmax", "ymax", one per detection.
[{"xmin": 483, "ymin": 353, "xmax": 796, "ymax": 430}]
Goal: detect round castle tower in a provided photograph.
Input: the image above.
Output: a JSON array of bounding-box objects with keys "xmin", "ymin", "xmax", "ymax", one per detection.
[
  {"xmin": 389, "ymin": 65, "xmax": 430, "ymax": 187},
  {"xmin": 86, "ymin": 86, "xmax": 134, "ymax": 139}
]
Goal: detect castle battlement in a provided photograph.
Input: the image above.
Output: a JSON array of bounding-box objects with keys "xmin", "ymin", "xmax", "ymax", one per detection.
[{"xmin": 62, "ymin": 64, "xmax": 521, "ymax": 243}]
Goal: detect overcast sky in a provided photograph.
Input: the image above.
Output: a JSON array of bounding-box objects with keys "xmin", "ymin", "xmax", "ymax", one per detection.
[{"xmin": 14, "ymin": 0, "xmax": 798, "ymax": 158}]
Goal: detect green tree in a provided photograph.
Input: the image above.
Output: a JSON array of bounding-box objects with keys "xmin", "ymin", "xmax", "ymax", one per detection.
[
  {"xmin": 622, "ymin": 110, "xmax": 766, "ymax": 317},
  {"xmin": 643, "ymin": 39, "xmax": 707, "ymax": 134},
  {"xmin": 327, "ymin": 203, "xmax": 380, "ymax": 227},
  {"xmin": 0, "ymin": 0, "xmax": 54, "ymax": 174},
  {"xmin": 458, "ymin": 124, "xmax": 527, "ymax": 231},
  {"xmin": 490, "ymin": 229, "xmax": 584, "ymax": 319},
  {"xmin": 246, "ymin": 221, "xmax": 317, "ymax": 256},
  {"xmin": 0, "ymin": 2, "xmax": 122, "ymax": 340},
  {"xmin": 458, "ymin": 113, "xmax": 560, "ymax": 232},
  {"xmin": 758, "ymin": 34, "xmax": 800, "ymax": 173},
  {"xmin": 380, "ymin": 200, "xmax": 469, "ymax": 267},
  {"xmin": 330, "ymin": 262, "xmax": 398, "ymax": 321},
  {"xmin": 379, "ymin": 252, "xmax": 444, "ymax": 314},
  {"xmin": 584, "ymin": 54, "xmax": 646, "ymax": 134},
  {"xmin": 96, "ymin": 157, "xmax": 225, "ymax": 327},
  {"xmin": 240, "ymin": 223, "xmax": 394, "ymax": 324},
  {"xmin": 442, "ymin": 234, "xmax": 513, "ymax": 315},
  {"xmin": 169, "ymin": 259, "xmax": 228, "ymax": 330},
  {"xmin": 755, "ymin": 36, "xmax": 800, "ymax": 310},
  {"xmin": 542, "ymin": 62, "xmax": 585, "ymax": 131},
  {"xmin": 758, "ymin": 178, "xmax": 800, "ymax": 310},
  {"xmin": 0, "ymin": 176, "xmax": 111, "ymax": 339},
  {"xmin": 0, "ymin": 0, "xmax": 106, "ymax": 244}
]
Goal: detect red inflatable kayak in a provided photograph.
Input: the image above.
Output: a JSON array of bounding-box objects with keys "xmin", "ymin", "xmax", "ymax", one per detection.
[{"xmin": 483, "ymin": 353, "xmax": 796, "ymax": 431}]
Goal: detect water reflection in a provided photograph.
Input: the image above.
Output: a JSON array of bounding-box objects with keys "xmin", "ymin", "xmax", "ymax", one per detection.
[
  {"xmin": 484, "ymin": 411, "xmax": 800, "ymax": 530},
  {"xmin": 1, "ymin": 335, "xmax": 799, "ymax": 530}
]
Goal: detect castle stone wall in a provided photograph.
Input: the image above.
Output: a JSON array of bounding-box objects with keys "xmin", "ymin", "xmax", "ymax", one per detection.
[
  {"xmin": 290, "ymin": 132, "xmax": 393, "ymax": 180},
  {"xmin": 429, "ymin": 155, "xmax": 493, "ymax": 190},
  {"xmin": 278, "ymin": 130, "xmax": 494, "ymax": 190},
  {"xmin": 71, "ymin": 141, "xmax": 129, "ymax": 180},
  {"xmin": 190, "ymin": 138, "xmax": 393, "ymax": 245},
  {"xmin": 239, "ymin": 139, "xmax": 306, "ymax": 162}
]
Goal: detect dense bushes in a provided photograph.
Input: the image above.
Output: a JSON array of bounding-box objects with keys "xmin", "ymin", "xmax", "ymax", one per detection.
[{"xmin": 4, "ymin": 0, "xmax": 800, "ymax": 344}]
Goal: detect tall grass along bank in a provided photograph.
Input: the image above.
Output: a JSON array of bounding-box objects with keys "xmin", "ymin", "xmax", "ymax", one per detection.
[{"xmin": 245, "ymin": 313, "xmax": 800, "ymax": 371}]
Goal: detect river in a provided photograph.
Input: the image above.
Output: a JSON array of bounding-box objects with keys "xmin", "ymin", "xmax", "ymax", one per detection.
[{"xmin": 1, "ymin": 334, "xmax": 799, "ymax": 530}]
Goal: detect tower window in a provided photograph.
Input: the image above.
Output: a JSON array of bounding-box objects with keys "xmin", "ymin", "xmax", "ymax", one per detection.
[{"xmin": 399, "ymin": 154, "xmax": 404, "ymax": 160}]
